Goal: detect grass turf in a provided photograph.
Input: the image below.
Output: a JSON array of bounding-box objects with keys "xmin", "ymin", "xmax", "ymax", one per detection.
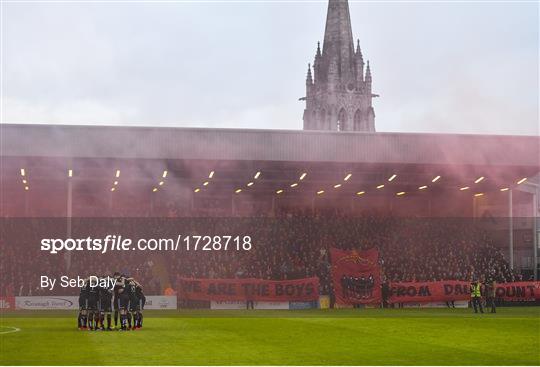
[{"xmin": 1, "ymin": 307, "xmax": 539, "ymax": 365}]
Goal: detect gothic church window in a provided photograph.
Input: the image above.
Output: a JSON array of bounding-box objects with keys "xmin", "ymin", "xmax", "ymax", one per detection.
[
  {"xmin": 354, "ymin": 109, "xmax": 362, "ymax": 130},
  {"xmin": 337, "ymin": 108, "xmax": 347, "ymax": 131}
]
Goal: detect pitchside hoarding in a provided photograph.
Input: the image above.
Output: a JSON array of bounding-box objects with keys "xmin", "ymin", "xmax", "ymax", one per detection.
[
  {"xmin": 15, "ymin": 296, "xmax": 79, "ymax": 310},
  {"xmin": 210, "ymin": 301, "xmax": 305, "ymax": 310},
  {"xmin": 210, "ymin": 301, "xmax": 247, "ymax": 310},
  {"xmin": 143, "ymin": 296, "xmax": 177, "ymax": 310},
  {"xmin": 0, "ymin": 296, "xmax": 15, "ymax": 310},
  {"xmin": 402, "ymin": 301, "xmax": 468, "ymax": 308},
  {"xmin": 13, "ymin": 296, "xmax": 177, "ymax": 310}
]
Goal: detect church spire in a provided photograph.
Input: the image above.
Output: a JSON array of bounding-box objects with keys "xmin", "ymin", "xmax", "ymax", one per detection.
[
  {"xmin": 355, "ymin": 39, "xmax": 364, "ymax": 82},
  {"xmin": 306, "ymin": 63, "xmax": 313, "ymax": 85},
  {"xmin": 365, "ymin": 60, "xmax": 372, "ymax": 82},
  {"xmin": 355, "ymin": 39, "xmax": 362, "ymax": 57},
  {"xmin": 322, "ymin": 0, "xmax": 355, "ymax": 80}
]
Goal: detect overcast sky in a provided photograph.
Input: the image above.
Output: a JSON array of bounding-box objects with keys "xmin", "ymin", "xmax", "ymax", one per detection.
[{"xmin": 2, "ymin": 0, "xmax": 538, "ymax": 135}]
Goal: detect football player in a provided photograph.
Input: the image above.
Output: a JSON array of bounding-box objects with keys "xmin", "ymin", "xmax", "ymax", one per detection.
[
  {"xmin": 98, "ymin": 276, "xmax": 114, "ymax": 331},
  {"xmin": 126, "ymin": 277, "xmax": 145, "ymax": 329},
  {"xmin": 134, "ymin": 280, "xmax": 146, "ymax": 329},
  {"xmin": 86, "ymin": 275, "xmax": 100, "ymax": 330},
  {"xmin": 112, "ymin": 272, "xmax": 122, "ymax": 329},
  {"xmin": 77, "ymin": 277, "xmax": 89, "ymax": 330},
  {"xmin": 116, "ymin": 275, "xmax": 131, "ymax": 331}
]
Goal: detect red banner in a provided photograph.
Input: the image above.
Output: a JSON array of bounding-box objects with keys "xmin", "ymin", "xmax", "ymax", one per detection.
[
  {"xmin": 330, "ymin": 248, "xmax": 382, "ymax": 305},
  {"xmin": 177, "ymin": 277, "xmax": 319, "ymax": 302},
  {"xmin": 388, "ymin": 281, "xmax": 540, "ymax": 303},
  {"xmin": 494, "ymin": 282, "xmax": 540, "ymax": 301},
  {"xmin": 388, "ymin": 281, "xmax": 469, "ymax": 303}
]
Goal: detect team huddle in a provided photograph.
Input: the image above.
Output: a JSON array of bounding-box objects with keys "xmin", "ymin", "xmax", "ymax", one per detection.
[{"xmin": 77, "ymin": 272, "xmax": 145, "ymax": 331}]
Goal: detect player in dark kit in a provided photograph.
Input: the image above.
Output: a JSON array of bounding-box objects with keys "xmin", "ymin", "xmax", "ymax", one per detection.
[
  {"xmin": 86, "ymin": 276, "xmax": 100, "ymax": 330},
  {"xmin": 135, "ymin": 282, "xmax": 146, "ymax": 328},
  {"xmin": 112, "ymin": 272, "xmax": 123, "ymax": 329},
  {"xmin": 125, "ymin": 277, "xmax": 138, "ymax": 330},
  {"xmin": 127, "ymin": 278, "xmax": 145, "ymax": 329},
  {"xmin": 77, "ymin": 277, "xmax": 89, "ymax": 330},
  {"xmin": 98, "ymin": 276, "xmax": 114, "ymax": 331},
  {"xmin": 116, "ymin": 276, "xmax": 132, "ymax": 331}
]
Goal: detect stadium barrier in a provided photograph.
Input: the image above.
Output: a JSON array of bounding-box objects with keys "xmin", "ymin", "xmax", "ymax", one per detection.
[
  {"xmin": 16, "ymin": 296, "xmax": 79, "ymax": 310},
  {"xmin": 210, "ymin": 300, "xmax": 319, "ymax": 310},
  {"xmin": 0, "ymin": 296, "xmax": 15, "ymax": 310},
  {"xmin": 11, "ymin": 296, "xmax": 177, "ymax": 310},
  {"xmin": 142, "ymin": 295, "xmax": 177, "ymax": 309},
  {"xmin": 210, "ymin": 301, "xmax": 247, "ymax": 310},
  {"xmin": 12, "ymin": 281, "xmax": 536, "ymax": 310},
  {"xmin": 402, "ymin": 301, "xmax": 468, "ymax": 308}
]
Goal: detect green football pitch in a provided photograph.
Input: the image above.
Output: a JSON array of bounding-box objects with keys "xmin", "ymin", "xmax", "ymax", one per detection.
[{"xmin": 1, "ymin": 307, "xmax": 539, "ymax": 365}]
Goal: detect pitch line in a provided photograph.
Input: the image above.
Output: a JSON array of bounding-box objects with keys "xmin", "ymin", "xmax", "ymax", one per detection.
[{"xmin": 0, "ymin": 326, "xmax": 21, "ymax": 335}]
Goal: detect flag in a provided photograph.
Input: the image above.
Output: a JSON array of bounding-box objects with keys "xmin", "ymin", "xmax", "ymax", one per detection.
[{"xmin": 330, "ymin": 248, "xmax": 381, "ymax": 305}]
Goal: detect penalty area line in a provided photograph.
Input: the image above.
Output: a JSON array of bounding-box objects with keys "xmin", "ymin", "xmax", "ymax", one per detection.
[{"xmin": 0, "ymin": 326, "xmax": 21, "ymax": 335}]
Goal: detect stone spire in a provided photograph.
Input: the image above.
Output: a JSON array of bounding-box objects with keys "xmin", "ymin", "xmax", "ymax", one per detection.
[
  {"xmin": 365, "ymin": 60, "xmax": 372, "ymax": 82},
  {"xmin": 355, "ymin": 39, "xmax": 364, "ymax": 83},
  {"xmin": 322, "ymin": 0, "xmax": 355, "ymax": 81},
  {"xmin": 306, "ymin": 63, "xmax": 313, "ymax": 85},
  {"xmin": 355, "ymin": 39, "xmax": 362, "ymax": 57}
]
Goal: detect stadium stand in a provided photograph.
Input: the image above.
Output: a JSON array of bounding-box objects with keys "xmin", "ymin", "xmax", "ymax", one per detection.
[
  {"xmin": 1, "ymin": 209, "xmax": 521, "ymax": 298},
  {"xmin": 1, "ymin": 125, "xmax": 538, "ymax": 300}
]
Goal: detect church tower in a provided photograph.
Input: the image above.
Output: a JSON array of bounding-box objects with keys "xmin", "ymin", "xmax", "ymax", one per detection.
[{"xmin": 303, "ymin": 0, "xmax": 376, "ymax": 132}]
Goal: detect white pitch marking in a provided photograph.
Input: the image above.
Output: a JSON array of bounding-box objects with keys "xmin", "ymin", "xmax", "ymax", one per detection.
[{"xmin": 0, "ymin": 326, "xmax": 21, "ymax": 335}]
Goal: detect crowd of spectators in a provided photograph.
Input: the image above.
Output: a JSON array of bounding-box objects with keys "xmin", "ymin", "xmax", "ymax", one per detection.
[{"xmin": 0, "ymin": 208, "xmax": 523, "ymax": 297}]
